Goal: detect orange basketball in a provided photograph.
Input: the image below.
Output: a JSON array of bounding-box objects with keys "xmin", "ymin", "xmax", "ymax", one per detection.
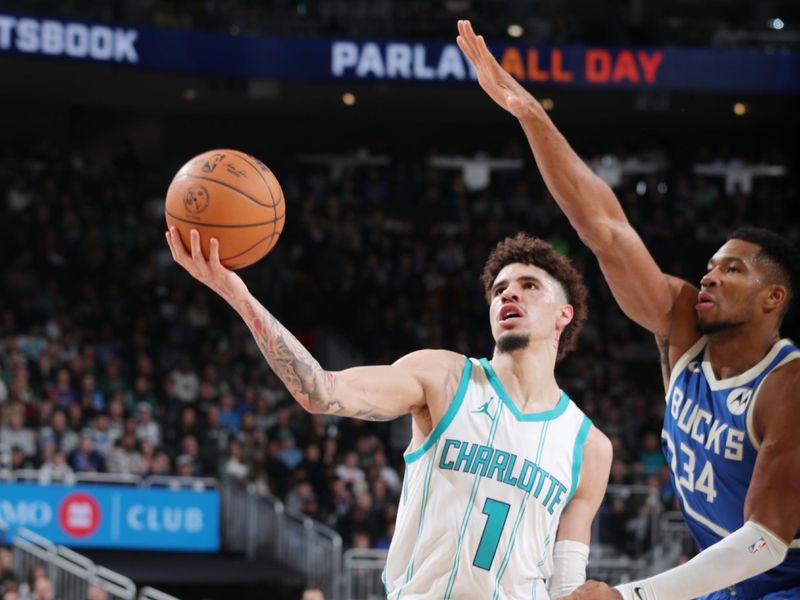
[{"xmin": 165, "ymin": 149, "xmax": 285, "ymax": 269}]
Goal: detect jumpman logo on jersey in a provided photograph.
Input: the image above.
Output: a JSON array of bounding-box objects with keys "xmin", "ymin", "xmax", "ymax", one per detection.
[{"xmin": 472, "ymin": 398, "xmax": 496, "ymax": 420}]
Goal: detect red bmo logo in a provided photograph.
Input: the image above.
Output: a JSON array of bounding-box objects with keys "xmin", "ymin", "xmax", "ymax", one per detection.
[{"xmin": 59, "ymin": 493, "xmax": 101, "ymax": 538}]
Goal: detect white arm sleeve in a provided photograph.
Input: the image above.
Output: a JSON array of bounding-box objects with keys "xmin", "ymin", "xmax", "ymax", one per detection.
[
  {"xmin": 616, "ymin": 520, "xmax": 789, "ymax": 600},
  {"xmin": 548, "ymin": 540, "xmax": 590, "ymax": 598}
]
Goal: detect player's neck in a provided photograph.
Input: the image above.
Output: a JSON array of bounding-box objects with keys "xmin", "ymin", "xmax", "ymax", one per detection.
[
  {"xmin": 489, "ymin": 349, "xmax": 560, "ymax": 413},
  {"xmin": 706, "ymin": 325, "xmax": 781, "ymax": 379}
]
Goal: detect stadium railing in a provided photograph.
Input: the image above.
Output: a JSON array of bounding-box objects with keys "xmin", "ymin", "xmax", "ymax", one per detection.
[
  {"xmin": 4, "ymin": 469, "xmax": 218, "ymax": 490},
  {"xmin": 8, "ymin": 526, "xmax": 155, "ymax": 600},
  {"xmin": 222, "ymin": 480, "xmax": 343, "ymax": 600}
]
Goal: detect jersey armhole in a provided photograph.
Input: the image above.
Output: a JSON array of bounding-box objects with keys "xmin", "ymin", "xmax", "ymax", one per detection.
[
  {"xmin": 665, "ymin": 335, "xmax": 708, "ymax": 401},
  {"xmin": 404, "ymin": 356, "xmax": 472, "ymax": 464},
  {"xmin": 565, "ymin": 415, "xmax": 593, "ymax": 505}
]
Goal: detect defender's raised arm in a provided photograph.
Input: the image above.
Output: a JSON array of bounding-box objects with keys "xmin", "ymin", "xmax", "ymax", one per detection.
[{"xmin": 456, "ymin": 20, "xmax": 695, "ymax": 343}]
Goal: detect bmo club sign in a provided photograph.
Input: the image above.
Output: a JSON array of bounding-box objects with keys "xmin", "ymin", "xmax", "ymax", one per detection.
[{"xmin": 0, "ymin": 482, "xmax": 219, "ymax": 551}]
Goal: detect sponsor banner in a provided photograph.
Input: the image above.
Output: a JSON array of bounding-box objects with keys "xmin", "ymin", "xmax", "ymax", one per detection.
[
  {"xmin": 0, "ymin": 482, "xmax": 219, "ymax": 551},
  {"xmin": 1, "ymin": 12, "xmax": 799, "ymax": 92}
]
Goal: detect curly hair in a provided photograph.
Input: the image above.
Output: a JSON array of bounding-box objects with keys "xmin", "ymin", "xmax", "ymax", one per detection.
[{"xmin": 481, "ymin": 233, "xmax": 588, "ymax": 361}]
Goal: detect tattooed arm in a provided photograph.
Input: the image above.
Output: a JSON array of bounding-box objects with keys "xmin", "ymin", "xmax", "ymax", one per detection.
[{"xmin": 166, "ymin": 228, "xmax": 453, "ymax": 420}]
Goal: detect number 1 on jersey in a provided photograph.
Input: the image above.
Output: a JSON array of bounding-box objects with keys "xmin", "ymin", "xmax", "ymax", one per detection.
[{"xmin": 473, "ymin": 497, "xmax": 511, "ymax": 570}]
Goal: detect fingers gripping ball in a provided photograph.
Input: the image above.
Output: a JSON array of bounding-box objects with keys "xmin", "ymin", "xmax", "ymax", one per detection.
[{"xmin": 165, "ymin": 149, "xmax": 285, "ymax": 269}]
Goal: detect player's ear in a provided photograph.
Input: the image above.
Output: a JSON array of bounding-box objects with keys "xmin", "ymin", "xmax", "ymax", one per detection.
[
  {"xmin": 557, "ymin": 304, "xmax": 574, "ymax": 330},
  {"xmin": 763, "ymin": 284, "xmax": 787, "ymax": 313}
]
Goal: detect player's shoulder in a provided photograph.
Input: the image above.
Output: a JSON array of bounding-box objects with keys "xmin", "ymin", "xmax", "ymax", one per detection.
[
  {"xmin": 394, "ymin": 350, "xmax": 470, "ymax": 411},
  {"xmin": 393, "ymin": 348, "xmax": 466, "ymax": 370},
  {"xmin": 758, "ymin": 356, "xmax": 800, "ymax": 405},
  {"xmin": 584, "ymin": 425, "xmax": 613, "ymax": 463}
]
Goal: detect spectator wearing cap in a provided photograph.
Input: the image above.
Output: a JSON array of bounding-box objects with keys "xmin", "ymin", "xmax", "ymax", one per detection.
[
  {"xmin": 134, "ymin": 402, "xmax": 160, "ymax": 446},
  {"xmin": 68, "ymin": 430, "xmax": 105, "ymax": 473}
]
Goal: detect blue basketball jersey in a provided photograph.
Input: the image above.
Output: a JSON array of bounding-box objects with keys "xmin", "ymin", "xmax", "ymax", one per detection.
[{"xmin": 662, "ymin": 337, "xmax": 800, "ymax": 599}]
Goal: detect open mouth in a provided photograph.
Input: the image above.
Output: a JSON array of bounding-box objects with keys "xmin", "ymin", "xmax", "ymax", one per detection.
[
  {"xmin": 499, "ymin": 305, "xmax": 523, "ymax": 322},
  {"xmin": 696, "ymin": 291, "xmax": 715, "ymax": 311}
]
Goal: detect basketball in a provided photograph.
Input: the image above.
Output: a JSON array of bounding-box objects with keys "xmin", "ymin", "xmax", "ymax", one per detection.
[{"xmin": 165, "ymin": 149, "xmax": 285, "ymax": 269}]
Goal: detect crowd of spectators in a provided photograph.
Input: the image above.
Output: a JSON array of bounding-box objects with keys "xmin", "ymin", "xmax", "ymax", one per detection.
[
  {"xmin": 6, "ymin": 0, "xmax": 798, "ymax": 46},
  {"xmin": 0, "ymin": 136, "xmax": 797, "ymax": 560}
]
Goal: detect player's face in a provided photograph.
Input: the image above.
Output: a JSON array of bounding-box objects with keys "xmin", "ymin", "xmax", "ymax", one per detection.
[
  {"xmin": 488, "ymin": 263, "xmax": 570, "ymax": 351},
  {"xmin": 696, "ymin": 239, "xmax": 769, "ymax": 333}
]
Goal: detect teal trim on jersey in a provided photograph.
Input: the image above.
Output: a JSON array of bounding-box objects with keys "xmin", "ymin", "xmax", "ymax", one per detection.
[
  {"xmin": 492, "ymin": 421, "xmax": 550, "ymax": 600},
  {"xmin": 565, "ymin": 415, "xmax": 592, "ymax": 505},
  {"xmin": 443, "ymin": 401, "xmax": 505, "ymax": 600},
  {"xmin": 404, "ymin": 357, "xmax": 472, "ymax": 464},
  {"xmin": 397, "ymin": 438, "xmax": 439, "ymax": 599},
  {"xmin": 479, "ymin": 358, "xmax": 569, "ymax": 421}
]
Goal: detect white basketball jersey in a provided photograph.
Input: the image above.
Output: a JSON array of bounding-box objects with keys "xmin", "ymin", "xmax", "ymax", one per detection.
[{"xmin": 384, "ymin": 357, "xmax": 592, "ymax": 600}]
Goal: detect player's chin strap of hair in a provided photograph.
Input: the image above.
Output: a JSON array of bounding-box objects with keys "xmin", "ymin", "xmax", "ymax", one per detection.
[
  {"xmin": 615, "ymin": 520, "xmax": 789, "ymax": 600},
  {"xmin": 549, "ymin": 540, "xmax": 590, "ymax": 598}
]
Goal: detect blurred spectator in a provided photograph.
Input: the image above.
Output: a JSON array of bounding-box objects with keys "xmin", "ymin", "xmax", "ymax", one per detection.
[
  {"xmin": 276, "ymin": 432, "xmax": 303, "ymax": 471},
  {"xmin": 335, "ymin": 452, "xmax": 365, "ymax": 490},
  {"xmin": 175, "ymin": 453, "xmax": 198, "ymax": 477},
  {"xmin": 105, "ymin": 432, "xmax": 142, "ymax": 475},
  {"xmin": 38, "ymin": 411, "xmax": 78, "ymax": 456},
  {"xmin": 38, "ymin": 447, "xmax": 75, "ymax": 484},
  {"xmin": 29, "ymin": 576, "xmax": 54, "ymax": 600},
  {"xmin": 219, "ymin": 439, "xmax": 248, "ymax": 482},
  {"xmin": 68, "ymin": 431, "xmax": 105, "ymax": 473},
  {"xmin": 301, "ymin": 587, "xmax": 325, "ymax": 600},
  {"xmin": 0, "ymin": 406, "xmax": 35, "ymax": 457},
  {"xmin": 134, "ymin": 403, "xmax": 161, "ymax": 446},
  {"xmin": 86, "ymin": 585, "xmax": 108, "ymax": 600},
  {"xmin": 87, "ymin": 414, "xmax": 115, "ymax": 458},
  {"xmin": 8, "ymin": 446, "xmax": 35, "ymax": 470}
]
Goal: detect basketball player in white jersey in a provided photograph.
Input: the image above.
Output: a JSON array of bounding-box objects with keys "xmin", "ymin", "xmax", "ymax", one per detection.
[
  {"xmin": 456, "ymin": 19, "xmax": 800, "ymax": 600},
  {"xmin": 165, "ymin": 225, "xmax": 612, "ymax": 599}
]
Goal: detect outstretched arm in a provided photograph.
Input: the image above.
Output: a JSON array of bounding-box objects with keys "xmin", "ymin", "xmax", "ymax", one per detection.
[
  {"xmin": 166, "ymin": 227, "xmax": 432, "ymax": 420},
  {"xmin": 456, "ymin": 20, "xmax": 695, "ymax": 342}
]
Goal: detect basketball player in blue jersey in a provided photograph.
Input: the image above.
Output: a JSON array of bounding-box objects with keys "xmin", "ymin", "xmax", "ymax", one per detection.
[
  {"xmin": 166, "ymin": 223, "xmax": 613, "ymax": 598},
  {"xmin": 457, "ymin": 18, "xmax": 800, "ymax": 600}
]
